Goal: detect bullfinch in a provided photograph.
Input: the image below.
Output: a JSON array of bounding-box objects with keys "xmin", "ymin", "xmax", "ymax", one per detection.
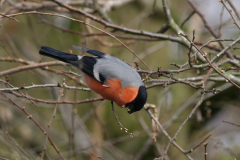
[{"xmin": 39, "ymin": 45, "xmax": 147, "ymax": 114}]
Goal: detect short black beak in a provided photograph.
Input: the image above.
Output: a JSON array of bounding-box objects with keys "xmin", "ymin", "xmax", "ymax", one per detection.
[
  {"xmin": 128, "ymin": 110, "xmax": 133, "ymax": 114},
  {"xmin": 126, "ymin": 104, "xmax": 134, "ymax": 114}
]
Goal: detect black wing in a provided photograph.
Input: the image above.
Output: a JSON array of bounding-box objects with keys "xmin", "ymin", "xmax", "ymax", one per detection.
[
  {"xmin": 80, "ymin": 56, "xmax": 106, "ymax": 83},
  {"xmin": 73, "ymin": 45, "xmax": 107, "ymax": 83}
]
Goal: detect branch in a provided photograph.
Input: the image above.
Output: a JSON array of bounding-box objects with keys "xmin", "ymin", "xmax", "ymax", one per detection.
[
  {"xmin": 163, "ymin": 93, "xmax": 204, "ymax": 157},
  {"xmin": 2, "ymin": 11, "xmax": 153, "ymax": 73},
  {"xmin": 0, "ymin": 61, "xmax": 67, "ymax": 77},
  {"xmin": 220, "ymin": 0, "xmax": 240, "ymax": 30},
  {"xmin": 187, "ymin": 0, "xmax": 234, "ymax": 59},
  {"xmin": 0, "ymin": 83, "xmax": 90, "ymax": 91},
  {"xmin": 180, "ymin": 33, "xmax": 240, "ymax": 90},
  {"xmin": 145, "ymin": 108, "xmax": 193, "ymax": 160},
  {"xmin": 1, "ymin": 93, "xmax": 65, "ymax": 160}
]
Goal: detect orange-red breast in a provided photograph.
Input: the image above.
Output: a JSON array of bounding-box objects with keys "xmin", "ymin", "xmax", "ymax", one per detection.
[{"xmin": 39, "ymin": 45, "xmax": 147, "ymax": 113}]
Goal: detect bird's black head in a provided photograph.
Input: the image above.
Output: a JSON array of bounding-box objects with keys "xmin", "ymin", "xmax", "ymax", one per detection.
[{"xmin": 125, "ymin": 85, "xmax": 147, "ymax": 114}]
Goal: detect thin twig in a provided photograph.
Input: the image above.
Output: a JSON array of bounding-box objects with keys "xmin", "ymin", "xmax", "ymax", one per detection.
[
  {"xmin": 223, "ymin": 120, "xmax": 240, "ymax": 127},
  {"xmin": 163, "ymin": 93, "xmax": 204, "ymax": 158},
  {"xmin": 220, "ymin": 0, "xmax": 240, "ymax": 29},
  {"xmin": 226, "ymin": 0, "xmax": 240, "ymax": 20},
  {"xmin": 91, "ymin": 153, "xmax": 106, "ymax": 160},
  {"xmin": 111, "ymin": 101, "xmax": 133, "ymax": 138},
  {"xmin": 179, "ymin": 33, "xmax": 240, "ymax": 90},
  {"xmin": 0, "ymin": 83, "xmax": 90, "ymax": 91},
  {"xmin": 186, "ymin": 134, "xmax": 211, "ymax": 153},
  {"xmin": 5, "ymin": 91, "xmax": 104, "ymax": 104},
  {"xmin": 180, "ymin": 11, "xmax": 195, "ymax": 28},
  {"xmin": 0, "ymin": 13, "xmax": 19, "ymax": 22},
  {"xmin": 0, "ymin": 61, "xmax": 67, "ymax": 77},
  {"xmin": 204, "ymin": 142, "xmax": 208, "ymax": 160},
  {"xmin": 218, "ymin": 4, "xmax": 224, "ymax": 38},
  {"xmin": 5, "ymin": 132, "xmax": 32, "ymax": 159},
  {"xmin": 0, "ymin": 79, "xmax": 39, "ymax": 107},
  {"xmin": 2, "ymin": 11, "xmax": 153, "ymax": 73},
  {"xmin": 187, "ymin": 30, "xmax": 195, "ymax": 67},
  {"xmin": 145, "ymin": 108, "xmax": 193, "ymax": 160},
  {"xmin": 187, "ymin": 0, "xmax": 234, "ymax": 59},
  {"xmin": 1, "ymin": 93, "xmax": 65, "ymax": 160},
  {"xmin": 41, "ymin": 83, "xmax": 65, "ymax": 159}
]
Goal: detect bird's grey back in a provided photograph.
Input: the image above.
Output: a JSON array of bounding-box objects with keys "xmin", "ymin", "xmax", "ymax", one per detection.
[{"xmin": 94, "ymin": 55, "xmax": 143, "ymax": 88}]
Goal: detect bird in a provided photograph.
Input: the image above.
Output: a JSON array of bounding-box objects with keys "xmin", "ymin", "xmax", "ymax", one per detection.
[{"xmin": 39, "ymin": 45, "xmax": 147, "ymax": 114}]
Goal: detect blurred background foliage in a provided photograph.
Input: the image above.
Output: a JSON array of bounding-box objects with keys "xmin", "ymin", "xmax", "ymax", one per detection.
[{"xmin": 0, "ymin": 0, "xmax": 240, "ymax": 160}]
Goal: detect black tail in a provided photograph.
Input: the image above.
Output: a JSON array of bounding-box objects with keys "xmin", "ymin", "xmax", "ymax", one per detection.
[{"xmin": 39, "ymin": 46, "xmax": 79, "ymax": 63}]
